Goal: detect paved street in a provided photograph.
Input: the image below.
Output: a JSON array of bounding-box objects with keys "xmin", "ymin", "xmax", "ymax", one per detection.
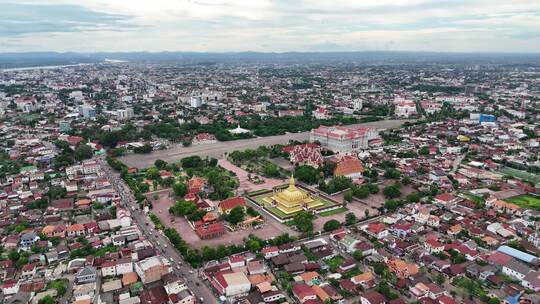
[
  {"xmin": 98, "ymin": 156, "xmax": 218, "ymax": 304},
  {"xmin": 120, "ymin": 119, "xmax": 413, "ymax": 168}
]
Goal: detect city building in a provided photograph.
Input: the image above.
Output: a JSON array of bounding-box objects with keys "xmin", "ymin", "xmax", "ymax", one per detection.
[{"xmin": 310, "ymin": 125, "xmax": 377, "ymax": 153}]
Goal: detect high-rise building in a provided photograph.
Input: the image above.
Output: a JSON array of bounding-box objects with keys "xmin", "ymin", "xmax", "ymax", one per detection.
[{"xmin": 79, "ymin": 105, "xmax": 96, "ymax": 119}]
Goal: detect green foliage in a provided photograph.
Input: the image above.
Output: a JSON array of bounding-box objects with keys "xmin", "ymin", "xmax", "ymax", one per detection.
[
  {"xmin": 345, "ymin": 212, "xmax": 357, "ymax": 225},
  {"xmin": 27, "ymin": 198, "xmax": 48, "ymax": 210},
  {"xmin": 145, "ymin": 167, "xmax": 160, "ymax": 180},
  {"xmin": 323, "ymin": 219, "xmax": 341, "ymax": 232},
  {"xmin": 406, "ymin": 192, "xmax": 420, "ymax": 203},
  {"xmin": 449, "ymin": 249, "xmax": 467, "ymax": 264},
  {"xmin": 47, "ymin": 186, "xmax": 67, "ymax": 200},
  {"xmin": 419, "ymin": 146, "xmax": 430, "ymax": 155},
  {"xmin": 133, "ymin": 144, "xmax": 153, "ymax": 154},
  {"xmin": 293, "ymin": 211, "xmax": 315, "ymax": 233},
  {"xmin": 227, "ymin": 206, "xmax": 246, "ymax": 225},
  {"xmin": 376, "ymin": 282, "xmax": 398, "ymax": 300},
  {"xmin": 384, "ymin": 200, "xmax": 403, "ymax": 212},
  {"xmin": 47, "ymin": 279, "xmax": 68, "ymax": 296},
  {"xmin": 246, "ymin": 206, "xmax": 260, "ymax": 217},
  {"xmin": 384, "ymin": 168, "xmax": 401, "ymax": 179},
  {"xmin": 172, "ymin": 182, "xmax": 187, "ymax": 197},
  {"xmin": 149, "ymin": 213, "xmax": 164, "ymax": 230},
  {"xmin": 263, "ymin": 163, "xmax": 280, "ymax": 177},
  {"xmin": 154, "ymin": 159, "xmax": 167, "ymax": 169},
  {"xmin": 294, "ymin": 165, "xmax": 319, "ymax": 184},
  {"xmin": 352, "ymin": 185, "xmax": 370, "ymax": 198},
  {"xmin": 110, "ymin": 147, "xmax": 127, "ymax": 157},
  {"xmin": 38, "ymin": 295, "xmax": 55, "ymax": 304},
  {"xmin": 344, "ymin": 190, "xmax": 353, "ymax": 202},
  {"xmin": 453, "ymin": 277, "xmax": 487, "ymax": 299},
  {"xmin": 169, "ymin": 200, "xmax": 197, "ymax": 216},
  {"xmin": 74, "ymin": 144, "xmax": 93, "ymax": 161},
  {"xmin": 319, "ymin": 176, "xmax": 352, "ymax": 194},
  {"xmin": 383, "ymin": 185, "xmax": 401, "ymax": 199}
]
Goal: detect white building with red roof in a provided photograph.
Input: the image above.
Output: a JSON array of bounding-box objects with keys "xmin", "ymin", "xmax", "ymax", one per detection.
[
  {"xmin": 313, "ymin": 106, "xmax": 331, "ymax": 120},
  {"xmin": 310, "ymin": 125, "xmax": 377, "ymax": 153},
  {"xmin": 395, "ymin": 102, "xmax": 418, "ymax": 117}
]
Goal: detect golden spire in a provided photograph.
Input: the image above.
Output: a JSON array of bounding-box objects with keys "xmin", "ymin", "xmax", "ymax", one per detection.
[{"xmin": 288, "ymin": 174, "xmax": 296, "ymax": 189}]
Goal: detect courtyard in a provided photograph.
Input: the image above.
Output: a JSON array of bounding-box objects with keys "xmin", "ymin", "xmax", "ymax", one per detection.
[{"xmin": 147, "ymin": 189, "xmax": 295, "ymax": 249}]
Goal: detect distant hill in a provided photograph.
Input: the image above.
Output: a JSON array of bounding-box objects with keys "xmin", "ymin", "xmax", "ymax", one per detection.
[{"xmin": 1, "ymin": 51, "xmax": 540, "ymax": 69}]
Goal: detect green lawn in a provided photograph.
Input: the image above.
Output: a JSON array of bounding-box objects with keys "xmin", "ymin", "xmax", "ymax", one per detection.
[
  {"xmin": 318, "ymin": 207, "xmax": 348, "ymax": 216},
  {"xmin": 500, "ymin": 167, "xmax": 540, "ymax": 185},
  {"xmin": 505, "ymin": 194, "xmax": 540, "ymax": 211}
]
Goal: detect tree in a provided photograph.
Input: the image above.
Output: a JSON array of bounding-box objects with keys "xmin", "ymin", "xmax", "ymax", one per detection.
[
  {"xmin": 263, "ymin": 163, "xmax": 280, "ymax": 177},
  {"xmin": 435, "ymin": 274, "xmax": 445, "ymax": 285},
  {"xmin": 383, "ymin": 185, "xmax": 401, "ymax": 199},
  {"xmin": 38, "ymin": 296, "xmax": 55, "ymax": 304},
  {"xmin": 47, "ymin": 186, "xmax": 67, "ymax": 200},
  {"xmin": 74, "ymin": 144, "xmax": 93, "ymax": 161},
  {"xmin": 246, "ymin": 206, "xmax": 259, "ymax": 217},
  {"xmin": 145, "ymin": 167, "xmax": 160, "ymax": 180},
  {"xmin": 419, "ymin": 146, "xmax": 430, "ymax": 155},
  {"xmin": 345, "ymin": 212, "xmax": 357, "ymax": 225},
  {"xmin": 133, "ymin": 144, "xmax": 153, "ymax": 154},
  {"xmin": 227, "ymin": 206, "xmax": 246, "ymax": 225},
  {"xmin": 406, "ymin": 192, "xmax": 420, "ymax": 203},
  {"xmin": 352, "ymin": 185, "xmax": 370, "ymax": 198},
  {"xmin": 293, "ymin": 211, "xmax": 315, "ymax": 233},
  {"xmin": 384, "ymin": 168, "xmax": 401, "ymax": 179},
  {"xmin": 294, "ymin": 165, "xmax": 319, "ymax": 184},
  {"xmin": 182, "ymin": 139, "xmax": 192, "ymax": 147},
  {"xmin": 201, "ymin": 246, "xmax": 217, "ymax": 261},
  {"xmin": 344, "ymin": 190, "xmax": 353, "ymax": 203},
  {"xmin": 173, "ymin": 182, "xmax": 187, "ymax": 197},
  {"xmin": 169, "ymin": 200, "xmax": 197, "ymax": 217},
  {"xmin": 352, "ymin": 250, "xmax": 363, "ymax": 261},
  {"xmin": 154, "ymin": 159, "xmax": 167, "ymax": 169},
  {"xmin": 161, "ymin": 177, "xmax": 174, "ymax": 187},
  {"xmin": 488, "ymin": 298, "xmax": 500, "ymax": 304},
  {"xmin": 323, "ymin": 219, "xmax": 341, "ymax": 232},
  {"xmin": 367, "ymin": 183, "xmax": 379, "ymax": 194},
  {"xmin": 401, "ymin": 176, "xmax": 411, "ymax": 185},
  {"xmin": 384, "ymin": 200, "xmax": 402, "ymax": 212},
  {"xmin": 8, "ymin": 250, "xmax": 20, "ymax": 262}
]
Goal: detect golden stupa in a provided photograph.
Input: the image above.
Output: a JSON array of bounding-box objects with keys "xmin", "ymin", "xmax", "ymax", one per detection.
[{"xmin": 264, "ymin": 175, "xmax": 323, "ymax": 214}]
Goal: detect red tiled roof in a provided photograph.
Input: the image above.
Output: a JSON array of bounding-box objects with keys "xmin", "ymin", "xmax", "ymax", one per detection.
[
  {"xmin": 334, "ymin": 159, "xmax": 364, "ymax": 176},
  {"xmin": 434, "ymin": 193, "xmax": 457, "ymax": 203},
  {"xmin": 219, "ymin": 197, "xmax": 245, "ymax": 211}
]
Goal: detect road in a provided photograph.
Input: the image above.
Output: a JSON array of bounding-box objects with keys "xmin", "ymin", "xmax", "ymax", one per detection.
[
  {"xmin": 120, "ymin": 119, "xmax": 413, "ymax": 168},
  {"xmin": 98, "ymin": 156, "xmax": 218, "ymax": 304}
]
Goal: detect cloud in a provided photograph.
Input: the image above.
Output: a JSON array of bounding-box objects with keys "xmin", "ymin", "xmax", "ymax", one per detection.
[
  {"xmin": 0, "ymin": 2, "xmax": 136, "ymax": 36},
  {"xmin": 0, "ymin": 0, "xmax": 539, "ymax": 52}
]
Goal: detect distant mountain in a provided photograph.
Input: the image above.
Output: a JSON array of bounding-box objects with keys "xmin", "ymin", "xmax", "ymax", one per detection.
[{"xmin": 1, "ymin": 51, "xmax": 540, "ymax": 68}]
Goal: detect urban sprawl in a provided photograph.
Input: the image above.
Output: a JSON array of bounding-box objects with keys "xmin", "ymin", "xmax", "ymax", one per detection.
[{"xmin": 0, "ymin": 61, "xmax": 539, "ymax": 304}]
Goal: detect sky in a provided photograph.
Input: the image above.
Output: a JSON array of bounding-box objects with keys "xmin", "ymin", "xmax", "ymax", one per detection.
[{"xmin": 1, "ymin": 0, "xmax": 540, "ymax": 53}]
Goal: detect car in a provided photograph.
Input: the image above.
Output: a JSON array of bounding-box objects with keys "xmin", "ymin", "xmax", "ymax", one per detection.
[
  {"xmin": 195, "ymin": 282, "xmax": 200, "ymax": 286},
  {"xmin": 189, "ymin": 270, "xmax": 194, "ymax": 274},
  {"xmin": 199, "ymin": 297, "xmax": 204, "ymax": 303}
]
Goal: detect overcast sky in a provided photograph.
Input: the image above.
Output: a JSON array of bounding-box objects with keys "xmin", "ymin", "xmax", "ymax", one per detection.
[{"xmin": 1, "ymin": 0, "xmax": 540, "ymax": 53}]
